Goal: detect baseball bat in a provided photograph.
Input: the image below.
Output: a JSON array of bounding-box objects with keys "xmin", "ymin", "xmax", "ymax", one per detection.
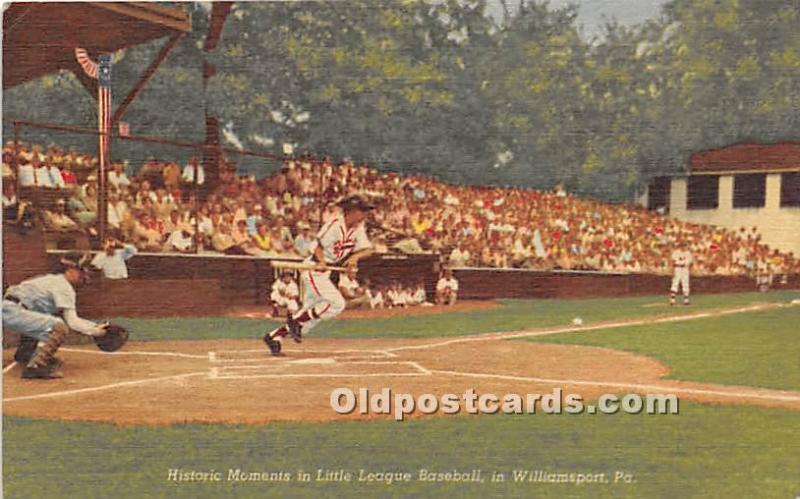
[{"xmin": 270, "ymin": 261, "xmax": 349, "ymax": 272}]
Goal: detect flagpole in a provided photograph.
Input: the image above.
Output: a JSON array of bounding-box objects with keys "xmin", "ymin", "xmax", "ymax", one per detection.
[{"xmin": 97, "ymin": 54, "xmax": 112, "ymax": 245}]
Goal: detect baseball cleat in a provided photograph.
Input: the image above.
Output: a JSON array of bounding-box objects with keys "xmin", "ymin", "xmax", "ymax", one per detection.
[
  {"xmin": 286, "ymin": 316, "xmax": 303, "ymax": 343},
  {"xmin": 21, "ymin": 363, "xmax": 63, "ymax": 379},
  {"xmin": 263, "ymin": 335, "xmax": 284, "ymax": 356}
]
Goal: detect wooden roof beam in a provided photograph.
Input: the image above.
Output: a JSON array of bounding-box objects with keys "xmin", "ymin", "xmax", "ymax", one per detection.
[{"xmin": 111, "ymin": 32, "xmax": 184, "ymax": 127}]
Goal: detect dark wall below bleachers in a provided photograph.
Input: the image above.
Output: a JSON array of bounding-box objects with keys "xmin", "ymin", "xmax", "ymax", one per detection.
[{"xmin": 22, "ymin": 252, "xmax": 798, "ymax": 320}]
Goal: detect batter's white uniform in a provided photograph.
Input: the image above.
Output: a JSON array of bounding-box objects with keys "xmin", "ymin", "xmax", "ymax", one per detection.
[
  {"xmin": 670, "ymin": 250, "xmax": 693, "ymax": 297},
  {"xmin": 271, "ymin": 279, "xmax": 300, "ymax": 313},
  {"xmin": 296, "ymin": 217, "xmax": 371, "ymax": 332}
]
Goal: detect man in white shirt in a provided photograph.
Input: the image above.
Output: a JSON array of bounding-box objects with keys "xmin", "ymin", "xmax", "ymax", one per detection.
[
  {"xmin": 33, "ymin": 157, "xmax": 54, "ymax": 188},
  {"xmin": 17, "ymin": 161, "xmax": 35, "ymax": 187},
  {"xmin": 338, "ymin": 268, "xmax": 372, "ymax": 309},
  {"xmin": 436, "ymin": 268, "xmax": 459, "ymax": 305},
  {"xmin": 449, "ymin": 243, "xmax": 471, "ymax": 267},
  {"xmin": 293, "ymin": 222, "xmax": 315, "ymax": 258},
  {"xmin": 108, "ymin": 162, "xmax": 131, "ymax": 190},
  {"xmin": 165, "ymin": 230, "xmax": 195, "ymax": 253},
  {"xmin": 182, "ymin": 157, "xmax": 205, "ymax": 185},
  {"xmin": 91, "ymin": 239, "xmax": 138, "ymax": 279},
  {"xmin": 48, "ymin": 163, "xmax": 66, "ymax": 189}
]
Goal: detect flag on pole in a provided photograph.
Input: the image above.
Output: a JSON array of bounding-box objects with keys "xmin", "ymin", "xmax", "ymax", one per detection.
[
  {"xmin": 74, "ymin": 48, "xmax": 112, "ymax": 241},
  {"xmin": 97, "ymin": 54, "xmax": 112, "ymax": 174}
]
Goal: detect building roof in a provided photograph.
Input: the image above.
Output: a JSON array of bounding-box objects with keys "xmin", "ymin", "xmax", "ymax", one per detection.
[
  {"xmin": 690, "ymin": 142, "xmax": 800, "ymax": 174},
  {"xmin": 3, "ymin": 2, "xmax": 191, "ymax": 89}
]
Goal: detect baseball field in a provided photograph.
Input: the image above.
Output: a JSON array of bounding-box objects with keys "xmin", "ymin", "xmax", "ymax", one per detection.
[{"xmin": 3, "ymin": 290, "xmax": 800, "ymax": 498}]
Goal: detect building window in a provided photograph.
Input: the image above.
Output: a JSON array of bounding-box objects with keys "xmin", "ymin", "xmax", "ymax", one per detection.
[
  {"xmin": 781, "ymin": 172, "xmax": 800, "ymax": 207},
  {"xmin": 647, "ymin": 176, "xmax": 671, "ymax": 213},
  {"xmin": 733, "ymin": 173, "xmax": 766, "ymax": 208},
  {"xmin": 687, "ymin": 175, "xmax": 719, "ymax": 210}
]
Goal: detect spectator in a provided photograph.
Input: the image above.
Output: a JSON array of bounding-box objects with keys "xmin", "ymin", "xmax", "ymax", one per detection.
[
  {"xmin": 43, "ymin": 199, "xmax": 79, "ymax": 231},
  {"xmin": 212, "ymin": 223, "xmax": 247, "ymax": 255},
  {"xmin": 252, "ymin": 222, "xmax": 272, "ymax": 253},
  {"xmin": 60, "ymin": 164, "xmax": 77, "ymax": 187},
  {"xmin": 163, "ymin": 209, "xmax": 190, "ymax": 235},
  {"xmin": 246, "ymin": 205, "xmax": 264, "ymax": 236},
  {"xmin": 47, "ymin": 160, "xmax": 66, "ymax": 189},
  {"xmin": 182, "ymin": 157, "xmax": 205, "ymax": 186},
  {"xmin": 165, "ymin": 230, "xmax": 195, "ymax": 253},
  {"xmin": 33, "ymin": 155, "xmax": 54, "ymax": 188},
  {"xmin": 3, "ymin": 182, "xmax": 34, "ymax": 232},
  {"xmin": 68, "ymin": 185, "xmax": 97, "ymax": 226},
  {"xmin": 108, "ymin": 162, "xmax": 131, "ymax": 191},
  {"xmin": 162, "ymin": 161, "xmax": 181, "ymax": 192},
  {"xmin": 293, "ymin": 222, "xmax": 315, "ymax": 257},
  {"xmin": 449, "ymin": 242, "xmax": 471, "ymax": 267},
  {"xmin": 17, "ymin": 158, "xmax": 35, "ymax": 187},
  {"xmin": 91, "ymin": 238, "xmax": 138, "ymax": 279}
]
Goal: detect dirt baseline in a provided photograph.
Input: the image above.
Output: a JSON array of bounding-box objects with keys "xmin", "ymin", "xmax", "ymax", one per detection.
[{"xmin": 4, "ymin": 306, "xmax": 800, "ymax": 425}]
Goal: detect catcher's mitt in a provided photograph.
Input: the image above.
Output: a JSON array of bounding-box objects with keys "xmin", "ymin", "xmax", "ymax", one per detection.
[{"xmin": 94, "ymin": 324, "xmax": 129, "ymax": 352}]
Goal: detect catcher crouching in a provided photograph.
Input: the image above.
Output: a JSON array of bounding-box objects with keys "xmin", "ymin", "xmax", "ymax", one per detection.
[{"xmin": 2, "ymin": 252, "xmax": 127, "ymax": 379}]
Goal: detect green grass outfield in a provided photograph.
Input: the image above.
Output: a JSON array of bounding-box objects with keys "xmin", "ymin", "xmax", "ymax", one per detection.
[
  {"xmin": 527, "ymin": 306, "xmax": 800, "ymax": 392},
  {"xmin": 111, "ymin": 290, "xmax": 799, "ymax": 341},
  {"xmin": 5, "ymin": 291, "xmax": 800, "ymax": 498},
  {"xmin": 4, "ymin": 404, "xmax": 800, "ymax": 498}
]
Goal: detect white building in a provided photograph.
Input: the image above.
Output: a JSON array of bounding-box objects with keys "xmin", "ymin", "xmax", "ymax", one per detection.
[{"xmin": 644, "ymin": 143, "xmax": 800, "ymax": 255}]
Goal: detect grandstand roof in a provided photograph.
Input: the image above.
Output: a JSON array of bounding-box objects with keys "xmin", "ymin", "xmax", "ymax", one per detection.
[
  {"xmin": 690, "ymin": 142, "xmax": 800, "ymax": 174},
  {"xmin": 2, "ymin": 2, "xmax": 191, "ymax": 89}
]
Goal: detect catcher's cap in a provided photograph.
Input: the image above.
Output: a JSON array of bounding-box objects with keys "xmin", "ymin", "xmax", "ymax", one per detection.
[
  {"xmin": 337, "ymin": 194, "xmax": 375, "ymax": 212},
  {"xmin": 60, "ymin": 252, "xmax": 93, "ymax": 272}
]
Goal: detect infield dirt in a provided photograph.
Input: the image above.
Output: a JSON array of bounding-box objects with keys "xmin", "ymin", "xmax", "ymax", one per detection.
[{"xmin": 4, "ymin": 328, "xmax": 800, "ymax": 425}]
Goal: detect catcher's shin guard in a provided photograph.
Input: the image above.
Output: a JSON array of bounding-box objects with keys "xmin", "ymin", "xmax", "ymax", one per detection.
[
  {"xmin": 22, "ymin": 323, "xmax": 68, "ymax": 379},
  {"xmin": 14, "ymin": 336, "xmax": 38, "ymax": 364}
]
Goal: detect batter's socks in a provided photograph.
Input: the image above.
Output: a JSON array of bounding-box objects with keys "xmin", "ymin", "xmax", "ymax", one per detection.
[
  {"xmin": 683, "ymin": 295, "xmax": 690, "ymax": 305},
  {"xmin": 269, "ymin": 325, "xmax": 288, "ymax": 339},
  {"xmin": 292, "ymin": 309, "xmax": 319, "ymax": 324},
  {"xmin": 670, "ymin": 293, "xmax": 676, "ymax": 305}
]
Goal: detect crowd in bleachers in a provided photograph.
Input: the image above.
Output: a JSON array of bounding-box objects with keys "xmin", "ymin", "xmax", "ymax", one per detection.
[{"xmin": 4, "ymin": 140, "xmax": 799, "ymax": 278}]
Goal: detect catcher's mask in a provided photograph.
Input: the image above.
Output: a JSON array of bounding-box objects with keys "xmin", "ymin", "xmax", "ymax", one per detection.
[{"xmin": 59, "ymin": 252, "xmax": 93, "ymax": 285}]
